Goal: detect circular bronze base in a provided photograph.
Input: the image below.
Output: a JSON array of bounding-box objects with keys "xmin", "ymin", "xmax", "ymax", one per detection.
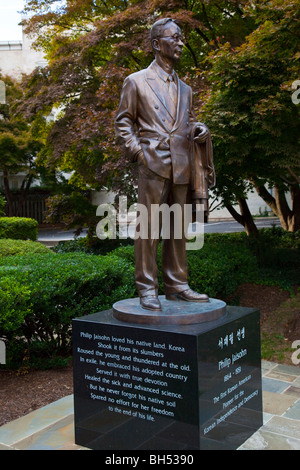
[{"xmin": 112, "ymin": 296, "xmax": 226, "ymax": 325}]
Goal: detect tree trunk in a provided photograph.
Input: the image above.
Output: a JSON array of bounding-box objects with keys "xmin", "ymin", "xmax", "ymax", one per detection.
[
  {"xmin": 2, "ymin": 170, "xmax": 13, "ymax": 217},
  {"xmin": 274, "ymin": 186, "xmax": 292, "ymax": 231},
  {"xmin": 238, "ymin": 197, "xmax": 259, "ymax": 236},
  {"xmin": 253, "ymin": 183, "xmax": 278, "ymax": 215},
  {"xmin": 253, "ymin": 181, "xmax": 300, "ymax": 232},
  {"xmin": 225, "ymin": 197, "xmax": 258, "ymax": 236},
  {"xmin": 15, "ymin": 174, "xmax": 34, "ymax": 217},
  {"xmin": 287, "ymin": 185, "xmax": 300, "ymax": 232}
]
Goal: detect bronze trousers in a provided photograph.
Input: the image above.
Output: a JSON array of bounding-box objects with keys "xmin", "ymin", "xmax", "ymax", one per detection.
[{"xmin": 135, "ymin": 164, "xmax": 190, "ymax": 298}]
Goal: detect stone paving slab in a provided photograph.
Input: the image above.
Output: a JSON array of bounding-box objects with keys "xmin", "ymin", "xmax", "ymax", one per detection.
[
  {"xmin": 0, "ymin": 395, "xmax": 80, "ymax": 450},
  {"xmin": 0, "ymin": 361, "xmax": 299, "ymax": 451},
  {"xmin": 238, "ymin": 361, "xmax": 300, "ymax": 450}
]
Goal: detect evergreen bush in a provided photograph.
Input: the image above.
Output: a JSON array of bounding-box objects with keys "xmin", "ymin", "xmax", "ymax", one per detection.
[
  {"xmin": 0, "ymin": 217, "xmax": 38, "ymax": 241},
  {"xmin": 0, "ymin": 252, "xmax": 135, "ymax": 368},
  {"xmin": 0, "ymin": 227, "xmax": 298, "ymax": 369},
  {"xmin": 0, "ymin": 239, "xmax": 50, "ymax": 256},
  {"xmin": 0, "ymin": 195, "xmax": 6, "ymax": 216}
]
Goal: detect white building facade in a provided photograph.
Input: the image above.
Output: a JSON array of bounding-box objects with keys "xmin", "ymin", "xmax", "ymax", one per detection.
[
  {"xmin": 0, "ymin": 25, "xmax": 47, "ymax": 193},
  {"xmin": 0, "ymin": 27, "xmax": 46, "ymax": 79}
]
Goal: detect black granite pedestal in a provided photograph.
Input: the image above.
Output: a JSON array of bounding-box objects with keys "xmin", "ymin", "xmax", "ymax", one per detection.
[{"xmin": 72, "ymin": 303, "xmax": 263, "ymax": 450}]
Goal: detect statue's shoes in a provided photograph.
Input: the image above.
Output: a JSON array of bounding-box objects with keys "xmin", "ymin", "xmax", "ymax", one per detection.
[
  {"xmin": 166, "ymin": 289, "xmax": 209, "ymax": 302},
  {"xmin": 140, "ymin": 295, "xmax": 162, "ymax": 311}
]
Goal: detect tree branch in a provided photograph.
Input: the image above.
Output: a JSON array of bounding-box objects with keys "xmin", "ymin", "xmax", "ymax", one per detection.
[
  {"xmin": 251, "ymin": 180, "xmax": 278, "ymax": 215},
  {"xmin": 287, "ymin": 167, "xmax": 300, "ymax": 184},
  {"xmin": 185, "ymin": 43, "xmax": 198, "ymax": 67},
  {"xmin": 195, "ymin": 27, "xmax": 212, "ymax": 46},
  {"xmin": 225, "ymin": 203, "xmax": 243, "ymax": 225}
]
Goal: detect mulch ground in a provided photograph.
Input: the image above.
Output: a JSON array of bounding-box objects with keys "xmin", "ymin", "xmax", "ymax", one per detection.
[
  {"xmin": 0, "ymin": 283, "xmax": 298, "ymax": 427},
  {"xmin": 0, "ymin": 367, "xmax": 73, "ymax": 427}
]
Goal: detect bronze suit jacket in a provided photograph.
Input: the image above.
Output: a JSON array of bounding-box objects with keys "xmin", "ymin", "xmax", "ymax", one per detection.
[{"xmin": 115, "ymin": 61, "xmax": 197, "ymax": 184}]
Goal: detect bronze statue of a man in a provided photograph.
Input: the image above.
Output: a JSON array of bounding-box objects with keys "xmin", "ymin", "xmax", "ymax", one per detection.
[{"xmin": 115, "ymin": 18, "xmax": 215, "ymax": 312}]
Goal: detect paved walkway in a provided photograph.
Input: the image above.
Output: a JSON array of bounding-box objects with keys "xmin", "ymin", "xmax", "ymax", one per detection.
[{"xmin": 0, "ymin": 361, "xmax": 299, "ymax": 450}]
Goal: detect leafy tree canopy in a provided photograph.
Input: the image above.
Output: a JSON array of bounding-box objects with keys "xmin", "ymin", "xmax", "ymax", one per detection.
[
  {"xmin": 0, "ymin": 74, "xmax": 45, "ymax": 215},
  {"xmin": 20, "ymin": 0, "xmax": 256, "ymax": 199},
  {"xmin": 200, "ymin": 0, "xmax": 300, "ymax": 231},
  {"xmin": 18, "ymin": 0, "xmax": 300, "ymax": 232}
]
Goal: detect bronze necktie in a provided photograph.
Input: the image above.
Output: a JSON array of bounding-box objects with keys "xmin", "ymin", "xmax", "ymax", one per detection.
[{"xmin": 167, "ymin": 75, "xmax": 177, "ymax": 118}]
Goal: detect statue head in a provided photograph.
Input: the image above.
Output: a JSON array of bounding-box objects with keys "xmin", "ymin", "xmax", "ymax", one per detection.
[{"xmin": 150, "ymin": 18, "xmax": 184, "ymax": 63}]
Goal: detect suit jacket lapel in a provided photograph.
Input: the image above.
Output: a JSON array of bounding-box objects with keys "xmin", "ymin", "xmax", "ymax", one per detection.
[
  {"xmin": 171, "ymin": 76, "xmax": 186, "ymax": 132},
  {"xmin": 145, "ymin": 63, "xmax": 177, "ymax": 121}
]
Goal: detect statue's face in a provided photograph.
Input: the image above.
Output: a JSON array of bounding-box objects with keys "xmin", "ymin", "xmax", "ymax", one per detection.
[{"xmin": 154, "ymin": 22, "xmax": 184, "ymax": 62}]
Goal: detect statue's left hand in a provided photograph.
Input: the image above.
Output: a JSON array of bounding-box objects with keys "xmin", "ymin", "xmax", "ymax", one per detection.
[
  {"xmin": 193, "ymin": 198, "xmax": 208, "ymax": 212},
  {"xmin": 193, "ymin": 124, "xmax": 209, "ymax": 143}
]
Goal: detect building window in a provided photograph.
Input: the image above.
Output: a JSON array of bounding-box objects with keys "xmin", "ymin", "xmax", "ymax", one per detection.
[{"xmin": 0, "ymin": 41, "xmax": 23, "ymax": 51}]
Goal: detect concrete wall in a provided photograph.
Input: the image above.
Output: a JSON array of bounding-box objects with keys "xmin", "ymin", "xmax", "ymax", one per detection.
[
  {"xmin": 0, "ymin": 27, "xmax": 46, "ymax": 79},
  {"xmin": 209, "ymin": 188, "xmax": 291, "ymax": 219},
  {"xmin": 210, "ymin": 190, "xmax": 273, "ymax": 219},
  {"xmin": 0, "ymin": 26, "xmax": 46, "ymax": 192},
  {"xmin": 90, "ymin": 187, "xmax": 281, "ymax": 220}
]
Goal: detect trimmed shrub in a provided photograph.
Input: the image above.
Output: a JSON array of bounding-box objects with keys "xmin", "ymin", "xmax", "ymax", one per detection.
[
  {"xmin": 111, "ymin": 235, "xmax": 258, "ymax": 300},
  {"xmin": 187, "ymin": 238, "xmax": 257, "ymax": 299},
  {"xmin": 255, "ymin": 226, "xmax": 300, "ymax": 250},
  {"xmin": 111, "ymin": 228, "xmax": 300, "ymax": 296},
  {"xmin": 0, "ymin": 252, "xmax": 135, "ymax": 368},
  {"xmin": 52, "ymin": 236, "xmax": 134, "ymax": 256},
  {"xmin": 112, "ymin": 244, "xmax": 136, "ymax": 265},
  {"xmin": 0, "ymin": 275, "xmax": 32, "ymax": 333},
  {"xmin": 0, "ymin": 195, "xmax": 5, "ymax": 216},
  {"xmin": 0, "ymin": 239, "xmax": 50, "ymax": 257},
  {"xmin": 1, "ymin": 227, "xmax": 298, "ymax": 369},
  {"xmin": 0, "ymin": 217, "xmax": 38, "ymax": 241}
]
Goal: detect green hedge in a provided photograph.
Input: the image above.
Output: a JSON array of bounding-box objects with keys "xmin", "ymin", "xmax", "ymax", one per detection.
[
  {"xmin": 0, "ymin": 252, "xmax": 135, "ymax": 368},
  {"xmin": 0, "ymin": 217, "xmax": 38, "ymax": 241},
  {"xmin": 187, "ymin": 236, "xmax": 257, "ymax": 298},
  {"xmin": 54, "ymin": 227, "xmax": 300, "ymax": 255},
  {"xmin": 53, "ymin": 236, "xmax": 134, "ymax": 256},
  {"xmin": 112, "ymin": 229, "xmax": 300, "ymax": 293},
  {"xmin": 0, "ymin": 195, "xmax": 5, "ymax": 216},
  {"xmin": 112, "ymin": 235, "xmax": 258, "ymax": 299},
  {"xmin": 0, "ymin": 228, "xmax": 298, "ymax": 369},
  {"xmin": 0, "ymin": 276, "xmax": 32, "ymax": 334},
  {"xmin": 0, "ymin": 239, "xmax": 50, "ymax": 257}
]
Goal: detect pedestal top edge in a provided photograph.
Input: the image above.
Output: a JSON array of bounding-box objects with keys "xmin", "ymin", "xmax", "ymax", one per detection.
[{"xmin": 72, "ymin": 305, "xmax": 260, "ymax": 335}]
